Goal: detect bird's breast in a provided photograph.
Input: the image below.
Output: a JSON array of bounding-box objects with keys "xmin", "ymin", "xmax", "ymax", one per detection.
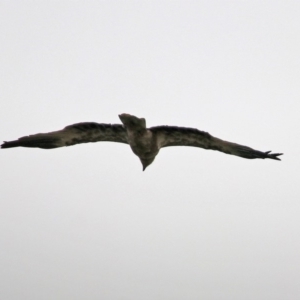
[{"xmin": 127, "ymin": 130, "xmax": 158, "ymax": 159}]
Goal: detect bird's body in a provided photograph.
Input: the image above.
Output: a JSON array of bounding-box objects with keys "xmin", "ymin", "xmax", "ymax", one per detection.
[
  {"xmin": 1, "ymin": 113, "xmax": 283, "ymax": 170},
  {"xmin": 119, "ymin": 114, "xmax": 158, "ymax": 169}
]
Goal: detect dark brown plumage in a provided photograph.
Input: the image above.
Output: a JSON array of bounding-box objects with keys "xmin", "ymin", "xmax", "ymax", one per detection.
[{"xmin": 1, "ymin": 113, "xmax": 283, "ymax": 170}]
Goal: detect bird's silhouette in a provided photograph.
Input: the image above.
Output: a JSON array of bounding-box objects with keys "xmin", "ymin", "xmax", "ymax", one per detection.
[{"xmin": 1, "ymin": 113, "xmax": 283, "ymax": 170}]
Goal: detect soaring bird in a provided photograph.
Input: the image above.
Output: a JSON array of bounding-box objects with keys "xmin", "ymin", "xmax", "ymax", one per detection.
[{"xmin": 1, "ymin": 113, "xmax": 282, "ymax": 170}]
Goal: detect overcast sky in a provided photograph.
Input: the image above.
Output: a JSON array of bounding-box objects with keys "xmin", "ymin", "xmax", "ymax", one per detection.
[{"xmin": 0, "ymin": 1, "xmax": 299, "ymax": 299}]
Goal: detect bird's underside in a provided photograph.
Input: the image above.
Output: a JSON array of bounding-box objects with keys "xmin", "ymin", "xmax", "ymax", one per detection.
[{"xmin": 1, "ymin": 113, "xmax": 283, "ymax": 170}]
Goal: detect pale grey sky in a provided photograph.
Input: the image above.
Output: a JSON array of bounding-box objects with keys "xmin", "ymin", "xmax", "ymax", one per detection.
[{"xmin": 0, "ymin": 1, "xmax": 299, "ymax": 299}]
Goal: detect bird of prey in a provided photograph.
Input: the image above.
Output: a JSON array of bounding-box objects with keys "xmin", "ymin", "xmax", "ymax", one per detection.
[{"xmin": 1, "ymin": 113, "xmax": 282, "ymax": 170}]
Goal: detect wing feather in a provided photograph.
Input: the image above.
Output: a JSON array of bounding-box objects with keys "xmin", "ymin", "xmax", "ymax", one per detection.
[
  {"xmin": 1, "ymin": 122, "xmax": 128, "ymax": 149},
  {"xmin": 150, "ymin": 126, "xmax": 283, "ymax": 160}
]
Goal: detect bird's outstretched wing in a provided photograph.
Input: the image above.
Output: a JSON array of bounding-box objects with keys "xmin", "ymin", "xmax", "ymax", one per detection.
[
  {"xmin": 151, "ymin": 126, "xmax": 283, "ymax": 160},
  {"xmin": 1, "ymin": 122, "xmax": 128, "ymax": 149}
]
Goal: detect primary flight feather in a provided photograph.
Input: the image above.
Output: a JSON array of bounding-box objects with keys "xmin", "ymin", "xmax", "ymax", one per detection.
[{"xmin": 1, "ymin": 113, "xmax": 283, "ymax": 170}]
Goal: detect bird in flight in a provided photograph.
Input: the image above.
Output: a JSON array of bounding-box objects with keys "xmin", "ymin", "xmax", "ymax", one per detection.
[{"xmin": 1, "ymin": 113, "xmax": 282, "ymax": 170}]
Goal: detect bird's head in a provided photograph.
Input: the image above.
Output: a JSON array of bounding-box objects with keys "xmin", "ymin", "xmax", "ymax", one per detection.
[{"xmin": 140, "ymin": 157, "xmax": 155, "ymax": 171}]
